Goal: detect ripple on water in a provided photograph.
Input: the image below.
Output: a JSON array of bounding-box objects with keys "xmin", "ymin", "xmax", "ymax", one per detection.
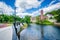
[
  {"xmin": 43, "ymin": 26, "xmax": 60, "ymax": 40},
  {"xmin": 20, "ymin": 24, "xmax": 60, "ymax": 40}
]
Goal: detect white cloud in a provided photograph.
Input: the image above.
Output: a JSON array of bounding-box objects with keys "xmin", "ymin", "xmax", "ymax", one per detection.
[
  {"xmin": 0, "ymin": 2, "xmax": 14, "ymax": 15},
  {"xmin": 31, "ymin": 2, "xmax": 60, "ymax": 16},
  {"xmin": 15, "ymin": 0, "xmax": 44, "ymax": 17},
  {"xmin": 16, "ymin": 2, "xmax": 60, "ymax": 17},
  {"xmin": 15, "ymin": 0, "xmax": 60, "ymax": 17},
  {"xmin": 16, "ymin": 13, "xmax": 33, "ymax": 18},
  {"xmin": 43, "ymin": 2, "xmax": 60, "ymax": 14},
  {"xmin": 49, "ymin": 0, "xmax": 56, "ymax": 6},
  {"xmin": 15, "ymin": 0, "xmax": 44, "ymax": 9},
  {"xmin": 16, "ymin": 8, "xmax": 24, "ymax": 13},
  {"xmin": 15, "ymin": 0, "xmax": 44, "ymax": 13}
]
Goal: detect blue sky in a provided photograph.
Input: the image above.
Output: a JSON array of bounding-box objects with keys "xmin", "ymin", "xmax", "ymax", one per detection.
[
  {"xmin": 0, "ymin": 0, "xmax": 59, "ymax": 9},
  {"xmin": 0, "ymin": 0, "xmax": 60, "ymax": 17},
  {"xmin": 0, "ymin": 0, "xmax": 15, "ymax": 9},
  {"xmin": 26, "ymin": 0, "xmax": 60, "ymax": 13}
]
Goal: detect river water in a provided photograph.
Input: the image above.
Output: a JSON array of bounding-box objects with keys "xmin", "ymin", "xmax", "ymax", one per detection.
[{"xmin": 20, "ymin": 24, "xmax": 60, "ymax": 40}]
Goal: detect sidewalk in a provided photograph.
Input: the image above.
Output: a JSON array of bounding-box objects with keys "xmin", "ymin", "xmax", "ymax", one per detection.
[{"xmin": 0, "ymin": 26, "xmax": 13, "ymax": 40}]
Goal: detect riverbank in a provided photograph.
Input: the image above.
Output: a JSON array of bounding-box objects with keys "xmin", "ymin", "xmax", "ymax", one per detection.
[{"xmin": 54, "ymin": 22, "xmax": 60, "ymax": 27}]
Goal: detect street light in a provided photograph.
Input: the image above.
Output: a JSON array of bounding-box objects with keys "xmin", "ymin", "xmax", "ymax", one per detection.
[
  {"xmin": 13, "ymin": 7, "xmax": 17, "ymax": 39},
  {"xmin": 13, "ymin": 7, "xmax": 20, "ymax": 40}
]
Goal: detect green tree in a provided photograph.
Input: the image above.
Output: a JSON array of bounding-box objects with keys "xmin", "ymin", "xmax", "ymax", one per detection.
[
  {"xmin": 45, "ymin": 9, "xmax": 60, "ymax": 22},
  {"xmin": 0, "ymin": 14, "xmax": 4, "ymax": 23},
  {"xmin": 24, "ymin": 15, "xmax": 31, "ymax": 24}
]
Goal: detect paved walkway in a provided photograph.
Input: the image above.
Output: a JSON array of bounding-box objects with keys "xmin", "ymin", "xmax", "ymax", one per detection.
[
  {"xmin": 0, "ymin": 26, "xmax": 13, "ymax": 40},
  {"xmin": 0, "ymin": 24, "xmax": 21, "ymax": 40}
]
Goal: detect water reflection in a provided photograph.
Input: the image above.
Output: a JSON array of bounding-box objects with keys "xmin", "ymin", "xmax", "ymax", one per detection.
[
  {"xmin": 20, "ymin": 24, "xmax": 60, "ymax": 40},
  {"xmin": 43, "ymin": 26, "xmax": 60, "ymax": 40}
]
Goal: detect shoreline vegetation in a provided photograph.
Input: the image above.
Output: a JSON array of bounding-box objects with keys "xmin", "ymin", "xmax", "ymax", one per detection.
[{"xmin": 0, "ymin": 9, "xmax": 60, "ymax": 27}]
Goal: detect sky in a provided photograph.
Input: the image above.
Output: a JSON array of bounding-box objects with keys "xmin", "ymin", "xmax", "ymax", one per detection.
[{"xmin": 0, "ymin": 0, "xmax": 60, "ymax": 17}]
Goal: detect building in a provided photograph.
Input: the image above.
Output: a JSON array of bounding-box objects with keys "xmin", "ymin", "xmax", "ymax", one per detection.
[
  {"xmin": 47, "ymin": 14, "xmax": 56, "ymax": 22},
  {"xmin": 40, "ymin": 10, "xmax": 48, "ymax": 20},
  {"xmin": 31, "ymin": 17, "xmax": 36, "ymax": 23},
  {"xmin": 31, "ymin": 10, "xmax": 48, "ymax": 23}
]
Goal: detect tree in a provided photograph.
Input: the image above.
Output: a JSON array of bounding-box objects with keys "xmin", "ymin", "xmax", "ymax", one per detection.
[
  {"xmin": 0, "ymin": 14, "xmax": 4, "ymax": 23},
  {"xmin": 24, "ymin": 15, "xmax": 31, "ymax": 24},
  {"xmin": 3, "ymin": 14, "xmax": 9, "ymax": 23},
  {"xmin": 0, "ymin": 14, "xmax": 22, "ymax": 23},
  {"xmin": 36, "ymin": 15, "xmax": 41, "ymax": 24},
  {"xmin": 45, "ymin": 9, "xmax": 60, "ymax": 22}
]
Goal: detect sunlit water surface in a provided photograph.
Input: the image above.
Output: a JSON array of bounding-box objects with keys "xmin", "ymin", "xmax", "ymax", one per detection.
[{"xmin": 20, "ymin": 24, "xmax": 60, "ymax": 40}]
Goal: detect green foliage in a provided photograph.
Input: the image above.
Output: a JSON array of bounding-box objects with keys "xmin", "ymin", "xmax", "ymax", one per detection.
[
  {"xmin": 24, "ymin": 15, "xmax": 31, "ymax": 25},
  {"xmin": 9, "ymin": 15, "xmax": 14, "ymax": 22},
  {"xmin": 36, "ymin": 15, "xmax": 41, "ymax": 24},
  {"xmin": 45, "ymin": 9, "xmax": 60, "ymax": 22},
  {"xmin": 0, "ymin": 14, "xmax": 21, "ymax": 23},
  {"xmin": 36, "ymin": 19, "xmax": 53, "ymax": 25},
  {"xmin": 0, "ymin": 14, "xmax": 31, "ymax": 25},
  {"xmin": 42, "ymin": 20, "xmax": 53, "ymax": 25},
  {"xmin": 0, "ymin": 14, "xmax": 9, "ymax": 23},
  {"xmin": 36, "ymin": 15, "xmax": 53, "ymax": 25},
  {"xmin": 55, "ymin": 14, "xmax": 60, "ymax": 22}
]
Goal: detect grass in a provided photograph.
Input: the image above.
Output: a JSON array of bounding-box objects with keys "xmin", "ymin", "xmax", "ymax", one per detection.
[
  {"xmin": 20, "ymin": 23, "xmax": 28, "ymax": 32},
  {"xmin": 36, "ymin": 20, "xmax": 54, "ymax": 25}
]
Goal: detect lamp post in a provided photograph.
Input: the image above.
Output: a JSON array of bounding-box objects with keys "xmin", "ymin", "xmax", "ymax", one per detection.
[
  {"xmin": 13, "ymin": 7, "xmax": 20, "ymax": 40},
  {"xmin": 13, "ymin": 6, "xmax": 17, "ymax": 39}
]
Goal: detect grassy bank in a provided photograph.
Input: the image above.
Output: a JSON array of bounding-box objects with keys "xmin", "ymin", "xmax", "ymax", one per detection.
[
  {"xmin": 36, "ymin": 19, "xmax": 54, "ymax": 25},
  {"xmin": 20, "ymin": 23, "xmax": 28, "ymax": 32}
]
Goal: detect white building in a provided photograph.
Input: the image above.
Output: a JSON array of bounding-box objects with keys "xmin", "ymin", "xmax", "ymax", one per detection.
[{"xmin": 31, "ymin": 17, "xmax": 36, "ymax": 23}]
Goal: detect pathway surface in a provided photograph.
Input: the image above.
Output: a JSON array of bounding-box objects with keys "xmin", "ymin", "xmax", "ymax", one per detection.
[
  {"xmin": 0, "ymin": 24, "xmax": 20, "ymax": 40},
  {"xmin": 0, "ymin": 26, "xmax": 13, "ymax": 40}
]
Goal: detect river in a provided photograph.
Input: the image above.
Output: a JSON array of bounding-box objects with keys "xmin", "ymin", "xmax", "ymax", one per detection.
[{"xmin": 20, "ymin": 24, "xmax": 60, "ymax": 40}]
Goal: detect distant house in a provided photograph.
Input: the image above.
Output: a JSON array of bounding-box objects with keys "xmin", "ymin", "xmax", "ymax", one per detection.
[
  {"xmin": 31, "ymin": 10, "xmax": 50, "ymax": 23},
  {"xmin": 47, "ymin": 14, "xmax": 56, "ymax": 22},
  {"xmin": 31, "ymin": 17, "xmax": 36, "ymax": 23},
  {"xmin": 31, "ymin": 10, "xmax": 48, "ymax": 23}
]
